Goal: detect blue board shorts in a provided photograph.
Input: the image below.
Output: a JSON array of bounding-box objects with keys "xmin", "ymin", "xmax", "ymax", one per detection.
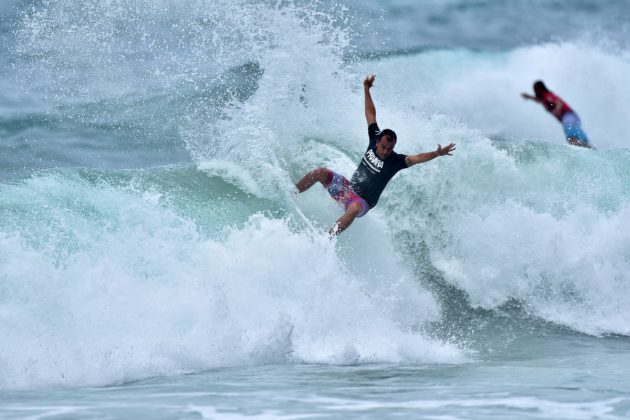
[
  {"xmin": 562, "ymin": 112, "xmax": 589, "ymax": 145},
  {"xmin": 322, "ymin": 169, "xmax": 369, "ymax": 218}
]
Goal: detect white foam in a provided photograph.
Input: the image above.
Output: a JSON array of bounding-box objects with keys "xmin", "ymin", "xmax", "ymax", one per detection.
[{"xmin": 0, "ymin": 173, "xmax": 464, "ymax": 390}]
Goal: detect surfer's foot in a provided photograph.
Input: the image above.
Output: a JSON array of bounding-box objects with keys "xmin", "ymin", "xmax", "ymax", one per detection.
[{"xmin": 328, "ymin": 222, "xmax": 340, "ymax": 238}]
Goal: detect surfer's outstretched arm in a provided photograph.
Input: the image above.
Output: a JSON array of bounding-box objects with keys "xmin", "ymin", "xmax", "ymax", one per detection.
[
  {"xmin": 364, "ymin": 74, "xmax": 377, "ymax": 126},
  {"xmin": 521, "ymin": 92, "xmax": 540, "ymax": 102},
  {"xmin": 405, "ymin": 143, "xmax": 456, "ymax": 167}
]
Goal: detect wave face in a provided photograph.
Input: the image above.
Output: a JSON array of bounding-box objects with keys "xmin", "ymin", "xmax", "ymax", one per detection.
[{"xmin": 1, "ymin": 0, "xmax": 629, "ymax": 389}]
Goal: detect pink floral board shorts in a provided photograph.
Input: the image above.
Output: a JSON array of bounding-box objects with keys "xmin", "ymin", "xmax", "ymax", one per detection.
[{"xmin": 322, "ymin": 169, "xmax": 369, "ymax": 218}]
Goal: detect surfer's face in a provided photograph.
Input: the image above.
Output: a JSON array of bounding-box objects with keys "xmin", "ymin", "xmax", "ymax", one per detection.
[{"xmin": 376, "ymin": 136, "xmax": 396, "ymax": 159}]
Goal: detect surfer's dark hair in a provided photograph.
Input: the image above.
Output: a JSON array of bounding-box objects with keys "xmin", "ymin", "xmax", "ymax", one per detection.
[
  {"xmin": 378, "ymin": 128, "xmax": 397, "ymax": 142},
  {"xmin": 533, "ymin": 80, "xmax": 548, "ymax": 99}
]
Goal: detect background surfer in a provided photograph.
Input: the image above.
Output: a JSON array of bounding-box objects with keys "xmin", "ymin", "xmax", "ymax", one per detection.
[
  {"xmin": 521, "ymin": 80, "xmax": 592, "ymax": 148},
  {"xmin": 295, "ymin": 75, "xmax": 456, "ymax": 236}
]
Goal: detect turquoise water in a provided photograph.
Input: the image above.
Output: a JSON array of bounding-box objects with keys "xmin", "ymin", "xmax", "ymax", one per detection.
[{"xmin": 1, "ymin": 0, "xmax": 630, "ymax": 418}]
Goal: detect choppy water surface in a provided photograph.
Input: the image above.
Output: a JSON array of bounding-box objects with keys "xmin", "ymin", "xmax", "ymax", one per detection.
[{"xmin": 1, "ymin": 0, "xmax": 629, "ymax": 418}]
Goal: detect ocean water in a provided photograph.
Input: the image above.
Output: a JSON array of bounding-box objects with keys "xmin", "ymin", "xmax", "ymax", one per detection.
[{"xmin": 1, "ymin": 0, "xmax": 630, "ymax": 418}]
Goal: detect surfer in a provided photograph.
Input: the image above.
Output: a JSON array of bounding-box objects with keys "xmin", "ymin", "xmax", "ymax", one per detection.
[
  {"xmin": 294, "ymin": 74, "xmax": 456, "ymax": 236},
  {"xmin": 521, "ymin": 81, "xmax": 592, "ymax": 148}
]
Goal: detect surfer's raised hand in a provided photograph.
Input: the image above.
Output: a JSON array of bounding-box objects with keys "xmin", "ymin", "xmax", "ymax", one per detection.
[
  {"xmin": 364, "ymin": 74, "xmax": 376, "ymax": 90},
  {"xmin": 437, "ymin": 143, "xmax": 456, "ymax": 156},
  {"xmin": 364, "ymin": 74, "xmax": 377, "ymax": 125}
]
